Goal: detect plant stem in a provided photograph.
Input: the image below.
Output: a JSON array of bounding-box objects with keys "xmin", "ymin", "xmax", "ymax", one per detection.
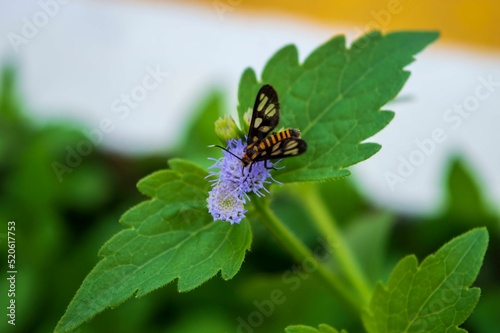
[
  {"xmin": 299, "ymin": 184, "xmax": 372, "ymax": 304},
  {"xmin": 253, "ymin": 197, "xmax": 363, "ymax": 312}
]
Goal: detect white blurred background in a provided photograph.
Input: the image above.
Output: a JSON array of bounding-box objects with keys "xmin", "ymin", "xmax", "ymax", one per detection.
[{"xmin": 1, "ymin": 0, "xmax": 499, "ymax": 214}]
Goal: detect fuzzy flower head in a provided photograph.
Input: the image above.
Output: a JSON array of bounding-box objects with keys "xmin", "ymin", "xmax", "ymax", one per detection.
[
  {"xmin": 206, "ymin": 183, "xmax": 246, "ymax": 225},
  {"xmin": 206, "ymin": 138, "xmax": 281, "ymax": 224}
]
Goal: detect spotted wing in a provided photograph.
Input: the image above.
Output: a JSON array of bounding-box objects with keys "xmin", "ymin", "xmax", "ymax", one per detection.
[
  {"xmin": 253, "ymin": 137, "xmax": 307, "ymax": 162},
  {"xmin": 247, "ymin": 84, "xmax": 280, "ymax": 146}
]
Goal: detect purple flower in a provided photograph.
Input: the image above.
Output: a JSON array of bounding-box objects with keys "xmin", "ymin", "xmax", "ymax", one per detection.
[
  {"xmin": 206, "ymin": 138, "xmax": 281, "ymax": 224},
  {"xmin": 206, "ymin": 184, "xmax": 246, "ymax": 225}
]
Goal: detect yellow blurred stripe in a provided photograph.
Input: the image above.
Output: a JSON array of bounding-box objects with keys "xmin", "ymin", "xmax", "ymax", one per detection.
[{"xmin": 173, "ymin": 0, "xmax": 500, "ymax": 50}]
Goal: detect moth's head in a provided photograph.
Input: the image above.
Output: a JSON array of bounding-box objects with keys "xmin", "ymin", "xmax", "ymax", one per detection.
[
  {"xmin": 289, "ymin": 129, "xmax": 302, "ymax": 138},
  {"xmin": 241, "ymin": 152, "xmax": 252, "ymax": 167}
]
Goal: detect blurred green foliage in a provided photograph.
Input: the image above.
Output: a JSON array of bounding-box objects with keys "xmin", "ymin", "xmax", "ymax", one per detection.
[{"xmin": 0, "ymin": 66, "xmax": 498, "ymax": 333}]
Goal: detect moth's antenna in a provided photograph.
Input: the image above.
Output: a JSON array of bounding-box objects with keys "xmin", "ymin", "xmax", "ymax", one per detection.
[{"xmin": 208, "ymin": 145, "xmax": 245, "ymax": 163}]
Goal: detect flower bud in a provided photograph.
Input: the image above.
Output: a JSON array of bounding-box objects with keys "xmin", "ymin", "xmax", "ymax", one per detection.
[{"xmin": 214, "ymin": 115, "xmax": 243, "ymax": 142}]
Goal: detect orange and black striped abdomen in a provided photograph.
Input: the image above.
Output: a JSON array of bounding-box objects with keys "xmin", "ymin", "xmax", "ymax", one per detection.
[
  {"xmin": 255, "ymin": 129, "xmax": 298, "ymax": 153},
  {"xmin": 267, "ymin": 129, "xmax": 301, "ymax": 146},
  {"xmin": 242, "ymin": 128, "xmax": 305, "ymax": 164}
]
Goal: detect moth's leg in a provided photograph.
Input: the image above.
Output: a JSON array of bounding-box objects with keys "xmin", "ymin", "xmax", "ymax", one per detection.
[
  {"xmin": 264, "ymin": 160, "xmax": 279, "ymax": 170},
  {"xmin": 241, "ymin": 162, "xmax": 252, "ymax": 177}
]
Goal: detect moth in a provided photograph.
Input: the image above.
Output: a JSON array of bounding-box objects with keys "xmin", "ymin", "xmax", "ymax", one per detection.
[
  {"xmin": 213, "ymin": 84, "xmax": 307, "ymax": 172},
  {"xmin": 242, "ymin": 84, "xmax": 307, "ymax": 169}
]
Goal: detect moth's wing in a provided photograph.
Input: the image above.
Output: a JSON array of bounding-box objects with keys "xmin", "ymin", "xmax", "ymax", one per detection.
[{"xmin": 247, "ymin": 84, "xmax": 280, "ymax": 145}]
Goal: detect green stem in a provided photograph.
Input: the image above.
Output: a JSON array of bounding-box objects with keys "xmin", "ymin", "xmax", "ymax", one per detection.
[
  {"xmin": 253, "ymin": 198, "xmax": 362, "ymax": 312},
  {"xmin": 299, "ymin": 184, "xmax": 372, "ymax": 304}
]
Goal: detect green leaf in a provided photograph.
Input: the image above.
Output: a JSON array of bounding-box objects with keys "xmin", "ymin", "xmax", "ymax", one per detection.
[
  {"xmin": 0, "ymin": 65, "xmax": 25, "ymax": 123},
  {"xmin": 56, "ymin": 159, "xmax": 252, "ymax": 333},
  {"xmin": 238, "ymin": 31, "xmax": 439, "ymax": 182},
  {"xmin": 444, "ymin": 158, "xmax": 498, "ymax": 227},
  {"xmin": 362, "ymin": 228, "xmax": 489, "ymax": 333},
  {"xmin": 0, "ymin": 65, "xmax": 31, "ymax": 167},
  {"xmin": 413, "ymin": 158, "xmax": 499, "ymax": 255},
  {"xmin": 467, "ymin": 288, "xmax": 500, "ymax": 332},
  {"xmin": 285, "ymin": 323, "xmax": 347, "ymax": 333}
]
